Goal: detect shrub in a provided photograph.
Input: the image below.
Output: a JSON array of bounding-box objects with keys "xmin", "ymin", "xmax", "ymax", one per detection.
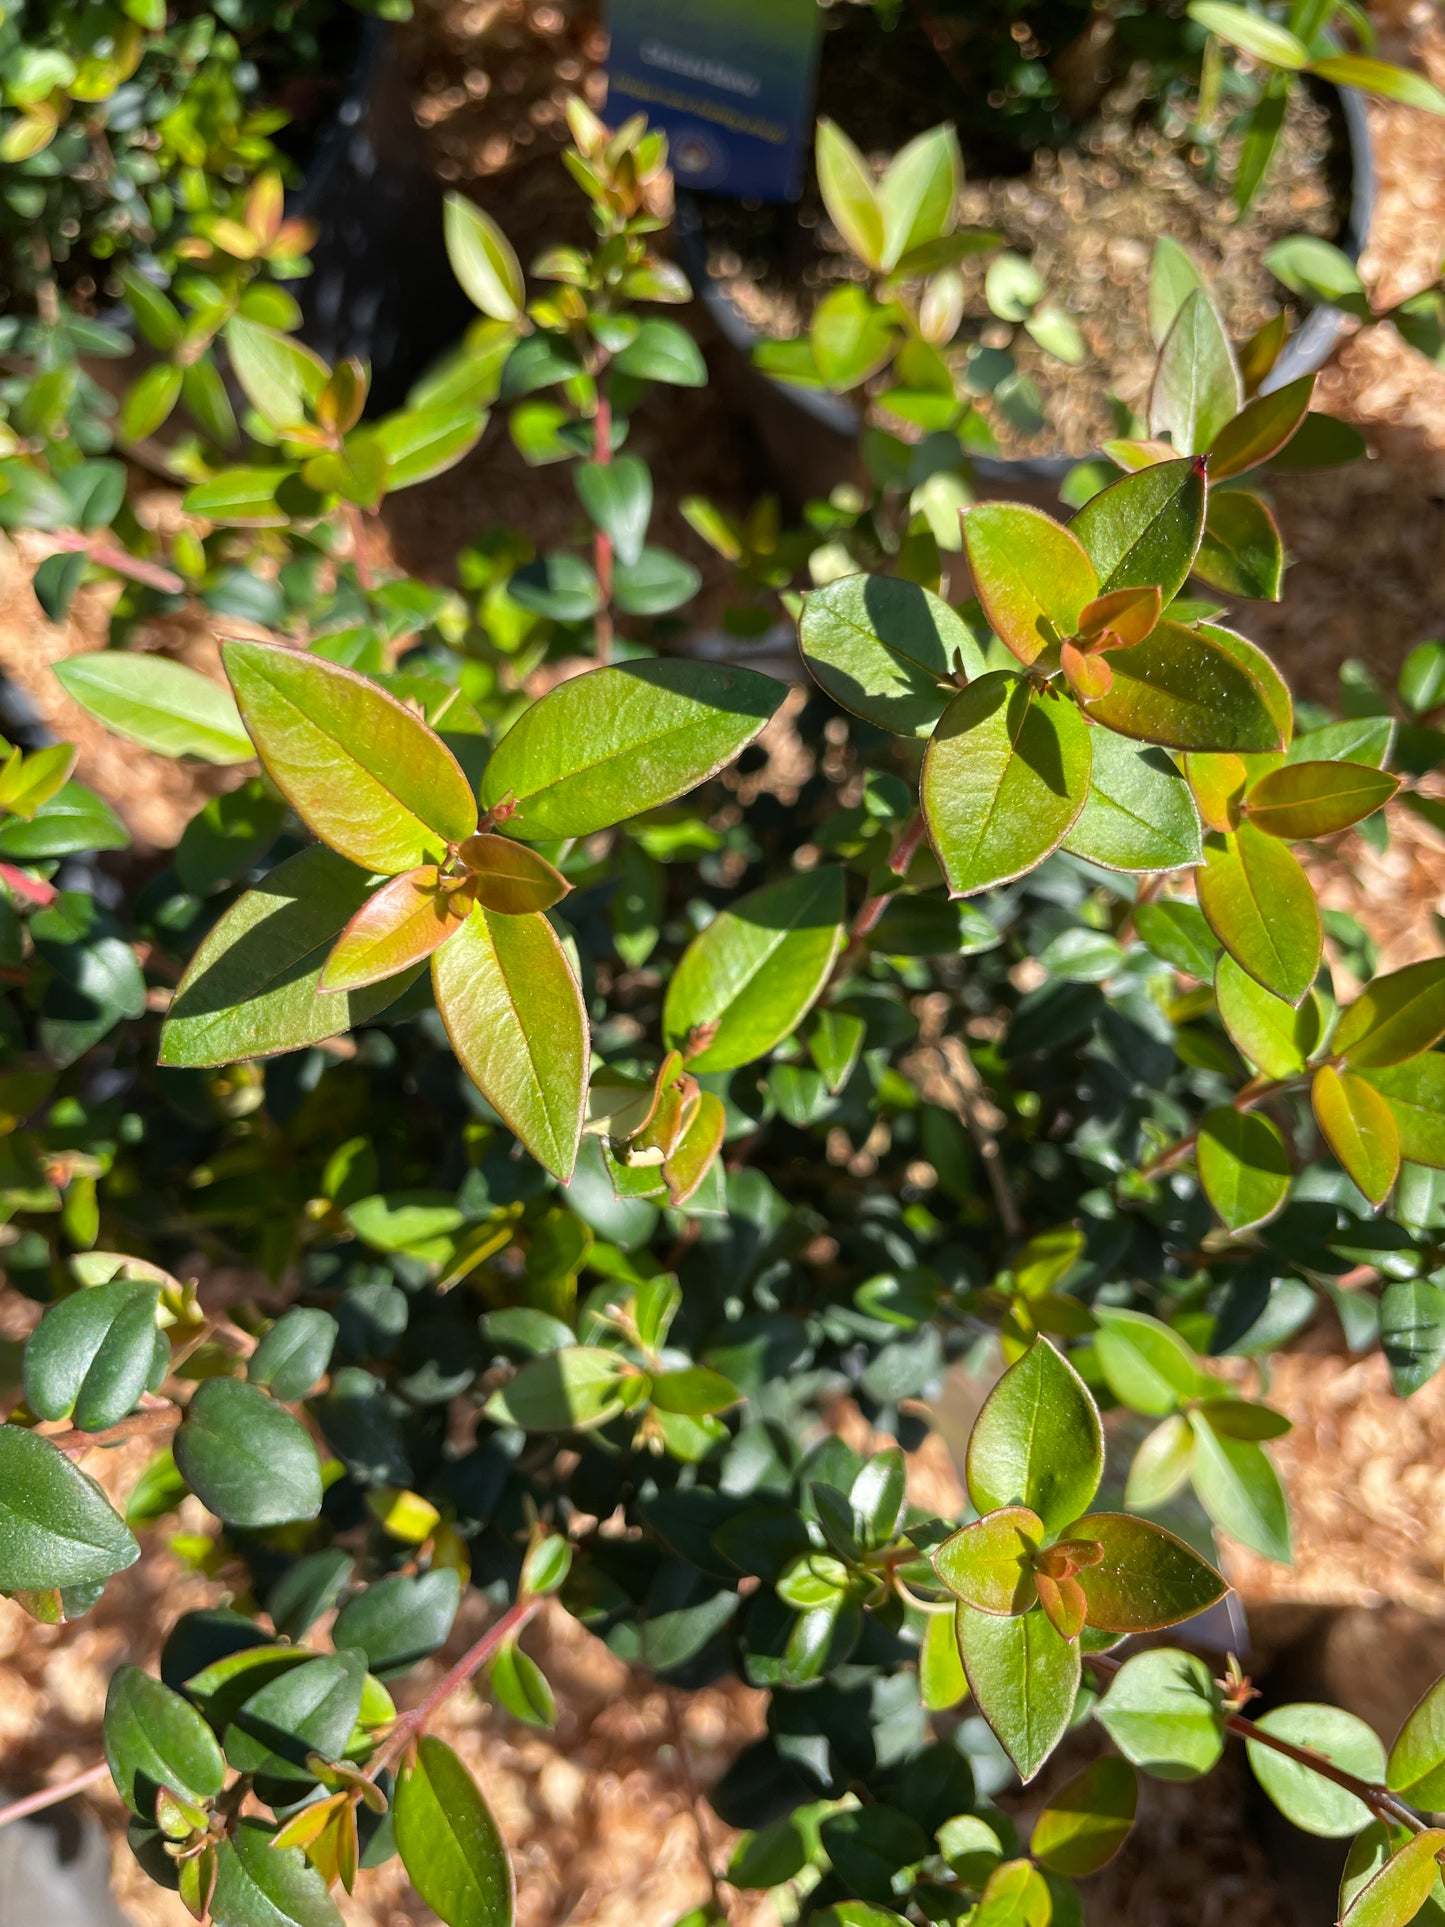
[{"xmin": 4, "ymin": 75, "xmax": 1445, "ymax": 1927}]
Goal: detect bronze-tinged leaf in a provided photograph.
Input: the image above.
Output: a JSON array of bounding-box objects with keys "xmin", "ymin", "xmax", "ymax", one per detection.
[
  {"xmin": 458, "ymin": 833, "xmax": 570, "ymax": 915},
  {"xmin": 1080, "ymin": 620, "xmax": 1284, "ymax": 755},
  {"xmin": 1244, "ymin": 760, "xmax": 1400, "ymax": 841},
  {"xmin": 1312, "ymin": 1064, "xmax": 1401, "ymax": 1207},
  {"xmin": 320, "ymin": 867, "xmax": 473, "ymax": 993},
  {"xmin": 1077, "ymin": 585, "xmax": 1163, "ymax": 648},
  {"xmin": 1206, "ymin": 374, "xmax": 1315, "ymax": 480},
  {"xmin": 1196, "ymin": 823, "xmax": 1321, "ymax": 1006},
  {"xmin": 962, "ymin": 503, "xmax": 1097, "ymax": 666}
]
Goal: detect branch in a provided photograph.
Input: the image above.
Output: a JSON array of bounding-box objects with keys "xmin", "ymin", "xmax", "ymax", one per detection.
[
  {"xmin": 0, "ymin": 1760, "xmax": 111, "ymax": 1831},
  {"xmin": 40, "ymin": 1402, "xmax": 179, "ymax": 1459},
  {"xmin": 934, "ymin": 1032, "xmax": 1023, "ymax": 1241},
  {"xmin": 367, "ymin": 1595, "xmax": 542, "ymax": 1777},
  {"xmin": 44, "ymin": 530, "xmax": 184, "ymax": 596}
]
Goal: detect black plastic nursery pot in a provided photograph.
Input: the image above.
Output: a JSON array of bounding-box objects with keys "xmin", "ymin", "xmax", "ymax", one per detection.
[{"xmin": 674, "ymin": 80, "xmax": 1376, "ymax": 507}]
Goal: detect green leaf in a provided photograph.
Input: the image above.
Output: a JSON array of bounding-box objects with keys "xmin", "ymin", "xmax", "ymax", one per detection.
[
  {"xmin": 1379, "ymin": 1279, "xmax": 1445, "ymax": 1402},
  {"xmin": 1216, "ymin": 953, "xmax": 1322, "ymax": 1078},
  {"xmin": 1080, "ymin": 620, "xmax": 1285, "ymax": 754},
  {"xmin": 1196, "ymin": 822, "xmax": 1321, "ymax": 1004},
  {"xmin": 1193, "ymin": 489, "xmax": 1283, "ymax": 601},
  {"xmin": 1208, "ymin": 375, "xmax": 1316, "ymax": 479},
  {"xmin": 443, "ymin": 193, "xmax": 524, "ymax": 322},
  {"xmin": 611, "ymin": 317, "xmax": 707, "ymax": 387},
  {"xmin": 810, "ymin": 286, "xmax": 899, "ymax": 390},
  {"xmin": 1092, "ymin": 1307, "xmax": 1209, "ymax": 1417},
  {"xmin": 175, "ymin": 780, "xmax": 286, "ymax": 896},
  {"xmin": 809, "ymin": 1007, "xmax": 868, "ymax": 1093},
  {"xmin": 374, "ymin": 405, "xmax": 487, "ymax": 490},
  {"xmin": 919, "ymin": 1603, "xmax": 969, "ymax": 1711},
  {"xmin": 183, "ymin": 466, "xmax": 294, "ymax": 528},
  {"xmin": 662, "ymin": 867, "xmax": 845, "ymax": 1072},
  {"xmin": 121, "ymin": 268, "xmax": 184, "ymax": 351},
  {"xmin": 103, "ymin": 1664, "xmax": 225, "ymax": 1823},
  {"xmin": 1389, "ymin": 1675, "xmax": 1445, "ymax": 1808},
  {"xmin": 1124, "ymin": 1414, "xmax": 1196, "ymax": 1510},
  {"xmin": 1095, "ymin": 1648, "xmax": 1225, "ymax": 1779},
  {"xmin": 0, "ymin": 1424, "xmax": 139, "ymax": 1592},
  {"xmin": 816, "ymin": 118, "xmax": 886, "ymax": 270},
  {"xmin": 1060, "ymin": 729, "xmax": 1202, "ymax": 872},
  {"xmin": 1246, "ymin": 759, "xmax": 1399, "ymax": 840},
  {"xmin": 1135, "ymin": 899, "xmax": 1220, "ymax": 977},
  {"xmin": 1311, "ymin": 54, "xmax": 1445, "ymax": 114},
  {"xmin": 211, "ymin": 1820, "xmax": 344, "ymax": 1927},
  {"xmin": 122, "ymin": 362, "xmax": 183, "ymax": 442},
  {"xmin": 1336, "ymin": 962, "xmax": 1445, "ymax": 1069},
  {"xmin": 1247, "ymin": 1704, "xmax": 1385, "ymax": 1837},
  {"xmin": 956, "ymin": 1604, "xmax": 1080, "ymax": 1783},
  {"xmin": 972, "ymin": 1860, "xmax": 1053, "ymax": 1927},
  {"xmin": 331, "ymin": 1570, "xmax": 461, "ymax": 1675},
  {"xmin": 1065, "ymin": 1513, "xmax": 1227, "ymax": 1632},
  {"xmin": 574, "ymin": 455, "xmax": 651, "ymax": 567},
  {"xmin": 159, "ymin": 846, "xmax": 420, "ymax": 1068},
  {"xmin": 394, "ymin": 1734, "xmax": 512, "ymax": 1927},
  {"xmin": 23, "ymin": 1279, "xmax": 160, "ymax": 1431},
  {"xmin": 1187, "ymin": 1411, "xmax": 1292, "ymax": 1561},
  {"xmin": 1340, "ymin": 1828, "xmax": 1445, "ymax": 1927},
  {"xmin": 1187, "ymin": 2, "xmax": 1309, "ymax": 67},
  {"xmin": 54, "ymin": 653, "xmax": 253, "ymax": 765},
  {"xmin": 490, "ymin": 1640, "xmax": 555, "ymax": 1728},
  {"xmin": 1312, "ymin": 1064, "xmax": 1401, "ymax": 1206},
  {"xmin": 433, "ymin": 904, "xmax": 586, "ymax": 1181},
  {"xmin": 610, "ymin": 546, "xmax": 701, "ymax": 617},
  {"xmin": 1030, "ymin": 1756, "xmax": 1138, "ymax": 1876},
  {"xmin": 933, "ymin": 1506, "xmax": 1044, "ymax": 1615},
  {"xmin": 224, "ymin": 317, "xmax": 329, "ymax": 430},
  {"xmin": 248, "ymin": 1309, "xmax": 338, "ymax": 1404},
  {"xmin": 1150, "ymin": 289, "xmax": 1243, "ymax": 456},
  {"xmin": 224, "ymin": 1649, "xmax": 367, "ymax": 1787},
  {"xmin": 879, "ymin": 123, "xmax": 961, "ymax": 269},
  {"xmin": 223, "ymin": 640, "xmax": 477, "ymax": 872},
  {"xmin": 1197, "ymin": 1104, "xmax": 1291, "ymax": 1231},
  {"xmin": 174, "ymin": 1378, "xmax": 322, "ymax": 1529},
  {"xmin": 1070, "ymin": 456, "xmax": 1206, "ymax": 602},
  {"xmin": 649, "ymin": 1364, "xmax": 741, "ymax": 1416},
  {"xmin": 484, "ymin": 1345, "xmax": 633, "ymax": 1432},
  {"xmin": 962, "ymin": 504, "xmax": 1098, "ymax": 666},
  {"xmin": 320, "ymin": 865, "xmax": 473, "ymax": 993},
  {"xmin": 480, "ymin": 661, "xmax": 783, "ymax": 841},
  {"xmin": 1359, "ymin": 1056, "xmax": 1445, "ymax": 1169},
  {"xmin": 1149, "ymin": 237, "xmax": 1208, "ymax": 348},
  {"xmin": 965, "ymin": 1338, "xmax": 1102, "ymax": 1532},
  {"xmin": 798, "ymin": 573, "xmax": 984, "ymax": 737},
  {"xmin": 922, "ymin": 675, "xmax": 1092, "ymax": 896}
]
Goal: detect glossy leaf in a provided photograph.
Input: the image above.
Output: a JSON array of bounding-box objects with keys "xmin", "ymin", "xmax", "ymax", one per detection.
[
  {"xmin": 331, "ymin": 1569, "xmax": 461, "ymax": 1675},
  {"xmin": 224, "ymin": 317, "xmax": 328, "ymax": 429},
  {"xmin": 395, "ymin": 1734, "xmax": 513, "ymax": 1927},
  {"xmin": 1312, "ymin": 1064, "xmax": 1401, "ymax": 1206},
  {"xmin": 1246, "ymin": 1704, "xmax": 1385, "ymax": 1837},
  {"xmin": 103, "ymin": 1665, "xmax": 225, "ymax": 1820},
  {"xmin": 1312, "ymin": 54, "xmax": 1445, "ymax": 114},
  {"xmin": 54, "ymin": 653, "xmax": 253, "ymax": 765},
  {"xmin": 1092, "ymin": 1306, "xmax": 1210, "ymax": 1417},
  {"xmin": 816, "ymin": 118, "xmax": 886, "ymax": 270},
  {"xmin": 23, "ymin": 1279, "xmax": 160, "ymax": 1432},
  {"xmin": 879, "ymin": 123, "xmax": 961, "ymax": 269},
  {"xmin": 922, "ymin": 675, "xmax": 1091, "ymax": 896},
  {"xmin": 224, "ymin": 641, "xmax": 476, "ymax": 872},
  {"xmin": 0, "ymin": 1423, "xmax": 139, "ymax": 1592},
  {"xmin": 958, "ymin": 1604, "xmax": 1080, "ymax": 1782},
  {"xmin": 1339, "ymin": 1828, "xmax": 1445, "ymax": 1927},
  {"xmin": 1194, "ymin": 489, "xmax": 1283, "ymax": 601},
  {"xmin": 1080, "ymin": 620, "xmax": 1284, "ymax": 754},
  {"xmin": 1061, "ymin": 729, "xmax": 1202, "ymax": 872},
  {"xmin": 433, "ymin": 905, "xmax": 587, "ymax": 1182},
  {"xmin": 173, "ymin": 1378, "xmax": 323, "ymax": 1529},
  {"xmin": 662, "ymin": 867, "xmax": 845, "ymax": 1072},
  {"xmin": 224, "ymin": 1649, "xmax": 366, "ymax": 1786},
  {"xmin": 210, "ymin": 1820, "xmax": 343, "ymax": 1927},
  {"xmin": 1207, "ymin": 375, "xmax": 1315, "ymax": 479},
  {"xmin": 1095, "ymin": 1648, "xmax": 1225, "ymax": 1779},
  {"xmin": 484, "ymin": 1347, "xmax": 633, "ymax": 1432},
  {"xmin": 1246, "ymin": 760, "xmax": 1399, "ymax": 839},
  {"xmin": 798, "ymin": 573, "xmax": 983, "ymax": 737},
  {"xmin": 458, "ymin": 834, "xmax": 569, "ymax": 916},
  {"xmin": 1030, "ymin": 1756, "xmax": 1138, "ymax": 1876},
  {"xmin": 574, "ymin": 455, "xmax": 651, "ymax": 567},
  {"xmin": 1359, "ymin": 1055, "xmax": 1445, "ymax": 1169},
  {"xmin": 1065, "ymin": 1513, "xmax": 1227, "ymax": 1632},
  {"xmin": 1150, "ymin": 289, "xmax": 1243, "ymax": 455},
  {"xmin": 1196, "ymin": 823, "xmax": 1321, "ymax": 1004},
  {"xmin": 965, "ymin": 1338, "xmax": 1103, "ymax": 1533},
  {"xmin": 1187, "ymin": 2, "xmax": 1309, "ymax": 68},
  {"xmin": 1135, "ymin": 899, "xmax": 1220, "ymax": 977},
  {"xmin": 1124, "ymin": 1414, "xmax": 1196, "ymax": 1510},
  {"xmin": 320, "ymin": 867, "xmax": 472, "ymax": 993},
  {"xmin": 934, "ymin": 1506, "xmax": 1043, "ymax": 1616},
  {"xmin": 248, "ymin": 1309, "xmax": 338, "ymax": 1404},
  {"xmin": 1187, "ymin": 1412, "xmax": 1292, "ymax": 1561},
  {"xmin": 443, "ymin": 193, "xmax": 524, "ymax": 322},
  {"xmin": 1070, "ymin": 456, "xmax": 1206, "ymax": 603},
  {"xmin": 375, "ymin": 405, "xmax": 487, "ymax": 489},
  {"xmin": 963, "ymin": 504, "xmax": 1097, "ymax": 666},
  {"xmin": 480, "ymin": 661, "xmax": 782, "ymax": 840},
  {"xmin": 1336, "ymin": 962, "xmax": 1445, "ymax": 1069},
  {"xmin": 159, "ymin": 847, "xmax": 420, "ymax": 1068},
  {"xmin": 1197, "ymin": 1104, "xmax": 1291, "ymax": 1231}
]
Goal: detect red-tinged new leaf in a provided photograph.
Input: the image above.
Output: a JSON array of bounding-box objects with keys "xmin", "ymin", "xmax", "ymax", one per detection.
[
  {"xmin": 433, "ymin": 905, "xmax": 587, "ymax": 1182},
  {"xmin": 1061, "ymin": 639, "xmax": 1113, "ymax": 702},
  {"xmin": 934, "ymin": 1506, "xmax": 1044, "ymax": 1616},
  {"xmin": 320, "ymin": 866, "xmax": 473, "ymax": 993},
  {"xmin": 1035, "ymin": 1571, "xmax": 1087, "ymax": 1642},
  {"xmin": 1196, "ymin": 823, "xmax": 1321, "ymax": 1006},
  {"xmin": 1062, "ymin": 1513, "xmax": 1228, "ymax": 1632},
  {"xmin": 662, "ymin": 1088, "xmax": 726, "ymax": 1205},
  {"xmin": 1206, "ymin": 374, "xmax": 1315, "ymax": 479},
  {"xmin": 1245, "ymin": 760, "xmax": 1400, "ymax": 840},
  {"xmin": 1077, "ymin": 585, "xmax": 1162, "ymax": 647},
  {"xmin": 1312, "ymin": 1064, "xmax": 1401, "ymax": 1207},
  {"xmin": 458, "ymin": 833, "xmax": 570, "ymax": 915},
  {"xmin": 962, "ymin": 502, "xmax": 1098, "ymax": 666},
  {"xmin": 223, "ymin": 640, "xmax": 477, "ymax": 872}
]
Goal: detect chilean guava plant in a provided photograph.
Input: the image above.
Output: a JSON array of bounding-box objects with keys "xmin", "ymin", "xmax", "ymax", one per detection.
[{"xmin": 6, "ymin": 87, "xmax": 1445, "ymax": 1927}]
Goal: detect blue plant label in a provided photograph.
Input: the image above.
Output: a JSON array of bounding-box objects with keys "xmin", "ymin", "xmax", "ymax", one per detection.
[{"xmin": 606, "ymin": 0, "xmax": 822, "ymax": 202}]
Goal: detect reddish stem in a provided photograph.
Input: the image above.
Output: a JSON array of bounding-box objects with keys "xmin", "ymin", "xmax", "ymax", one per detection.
[
  {"xmin": 888, "ymin": 810, "xmax": 928, "ymax": 878},
  {"xmin": 367, "ymin": 1596, "xmax": 542, "ymax": 1777},
  {"xmin": 0, "ymin": 862, "xmax": 57, "ymax": 907},
  {"xmin": 45, "ymin": 530, "xmax": 184, "ymax": 596},
  {"xmin": 0, "ymin": 1761, "xmax": 111, "ymax": 1832},
  {"xmin": 41, "ymin": 1403, "xmax": 179, "ymax": 1459}
]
